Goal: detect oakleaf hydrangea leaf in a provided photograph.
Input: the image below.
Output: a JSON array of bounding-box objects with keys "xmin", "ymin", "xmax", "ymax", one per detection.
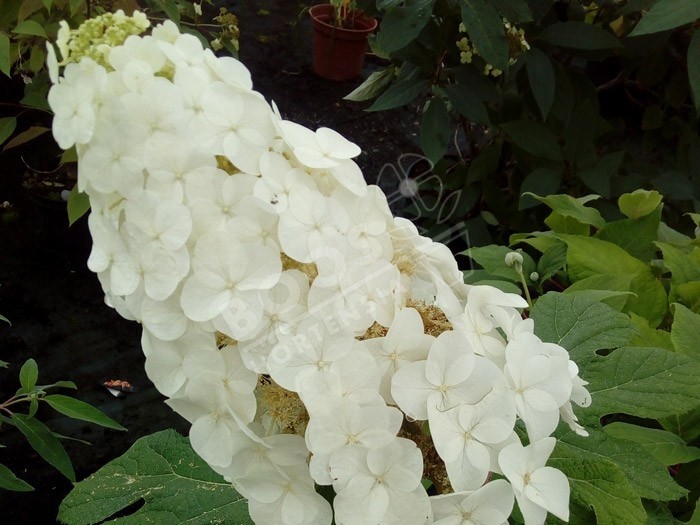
[
  {"xmin": 58, "ymin": 429, "xmax": 253, "ymax": 525},
  {"xmin": 531, "ymin": 292, "xmax": 637, "ymax": 362}
]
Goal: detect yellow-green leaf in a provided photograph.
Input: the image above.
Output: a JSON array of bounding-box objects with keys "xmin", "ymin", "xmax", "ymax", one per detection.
[{"xmin": 12, "ymin": 20, "xmax": 47, "ymax": 38}]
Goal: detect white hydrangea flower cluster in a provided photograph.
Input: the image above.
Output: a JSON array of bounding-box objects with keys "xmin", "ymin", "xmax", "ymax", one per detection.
[{"xmin": 48, "ymin": 13, "xmax": 590, "ymax": 525}]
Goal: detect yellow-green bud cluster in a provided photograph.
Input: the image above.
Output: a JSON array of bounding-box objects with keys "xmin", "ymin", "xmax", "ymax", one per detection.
[
  {"xmin": 456, "ymin": 18, "xmax": 530, "ymax": 77},
  {"xmin": 57, "ymin": 10, "xmax": 150, "ymax": 68}
]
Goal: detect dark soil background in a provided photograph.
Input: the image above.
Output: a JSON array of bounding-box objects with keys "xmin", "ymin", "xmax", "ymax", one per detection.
[{"xmin": 0, "ymin": 1, "xmax": 420, "ymax": 523}]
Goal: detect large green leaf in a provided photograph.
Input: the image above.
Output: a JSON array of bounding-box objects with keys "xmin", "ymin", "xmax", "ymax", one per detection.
[
  {"xmin": 501, "ymin": 120, "xmax": 562, "ymax": 161},
  {"xmin": 689, "ymin": 30, "xmax": 700, "ymax": 111},
  {"xmin": 443, "ymin": 84, "xmax": 489, "ymax": 124},
  {"xmin": 604, "ymin": 422, "xmax": 700, "ymax": 465},
  {"xmin": 44, "ymin": 395, "xmax": 126, "ymax": 431},
  {"xmin": 519, "ymin": 168, "xmax": 562, "ymax": 210},
  {"xmin": 0, "ymin": 463, "xmax": 34, "ymax": 492},
  {"xmin": 561, "ymin": 235, "xmax": 668, "ymax": 326},
  {"xmin": 595, "ymin": 204, "xmax": 661, "ymax": 262},
  {"xmin": 549, "ymin": 451, "xmax": 646, "ymax": 525},
  {"xmin": 376, "ymin": 0, "xmax": 434, "ymax": 54},
  {"xmin": 671, "ymin": 303, "xmax": 700, "ymax": 360},
  {"xmin": 583, "ymin": 346, "xmax": 700, "ymax": 421},
  {"xmin": 12, "ymin": 413, "xmax": 75, "ymax": 481},
  {"xmin": 58, "ymin": 429, "xmax": 253, "ymax": 525},
  {"xmin": 618, "ymin": 189, "xmax": 663, "ymax": 219},
  {"xmin": 531, "ymin": 292, "xmax": 636, "ymax": 362},
  {"xmin": 462, "ymin": 244, "xmax": 536, "ymax": 283},
  {"xmin": 556, "ymin": 429, "xmax": 687, "ymax": 501},
  {"xmin": 12, "ymin": 19, "xmax": 47, "ymax": 37},
  {"xmin": 459, "ymin": 0, "xmax": 508, "ymax": 71},
  {"xmin": 526, "ymin": 47, "xmax": 555, "ymax": 120},
  {"xmin": 538, "ymin": 21, "xmax": 622, "ymax": 50},
  {"xmin": 630, "ymin": 0, "xmax": 700, "ymax": 36},
  {"xmin": 490, "ymin": 0, "xmax": 532, "ymax": 23},
  {"xmin": 366, "ymin": 78, "xmax": 427, "ymax": 112},
  {"xmin": 420, "ymin": 97, "xmax": 450, "ymax": 165},
  {"xmin": 656, "ymin": 242, "xmax": 700, "ymax": 285}
]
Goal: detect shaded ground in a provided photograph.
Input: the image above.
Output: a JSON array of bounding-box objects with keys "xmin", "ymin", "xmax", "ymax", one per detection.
[{"xmin": 0, "ymin": 1, "xmax": 420, "ymax": 522}]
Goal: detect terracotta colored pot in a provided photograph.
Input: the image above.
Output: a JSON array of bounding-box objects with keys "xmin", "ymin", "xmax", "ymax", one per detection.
[{"xmin": 309, "ymin": 4, "xmax": 378, "ymax": 81}]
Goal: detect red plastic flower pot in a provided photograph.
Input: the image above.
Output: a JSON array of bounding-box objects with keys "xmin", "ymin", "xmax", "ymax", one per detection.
[{"xmin": 309, "ymin": 4, "xmax": 378, "ymax": 82}]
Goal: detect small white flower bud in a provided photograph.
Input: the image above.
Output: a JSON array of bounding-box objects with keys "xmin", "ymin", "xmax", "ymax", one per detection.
[
  {"xmin": 530, "ymin": 272, "xmax": 540, "ymax": 282},
  {"xmin": 504, "ymin": 251, "xmax": 524, "ymax": 268}
]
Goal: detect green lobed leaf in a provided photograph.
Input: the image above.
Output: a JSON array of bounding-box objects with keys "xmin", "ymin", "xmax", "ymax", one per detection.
[
  {"xmin": 67, "ymin": 186, "xmax": 90, "ymax": 226},
  {"xmin": 519, "ymin": 167, "xmax": 562, "ymax": 210},
  {"xmin": 501, "ymin": 120, "xmax": 562, "ymax": 161},
  {"xmin": 630, "ymin": 0, "xmax": 700, "ymax": 36},
  {"xmin": 376, "ymin": 0, "xmax": 434, "ymax": 54},
  {"xmin": 525, "ymin": 193, "xmax": 605, "ymax": 229},
  {"xmin": 661, "ymin": 407, "xmax": 700, "ymax": 443},
  {"xmin": 538, "ymin": 21, "xmax": 622, "ymax": 50},
  {"xmin": 618, "ymin": 189, "xmax": 663, "ymax": 219},
  {"xmin": 671, "ymin": 303, "xmax": 700, "ymax": 360},
  {"xmin": 0, "ymin": 32, "xmax": 10, "ymax": 77},
  {"xmin": 562, "ymin": 274, "xmax": 634, "ymax": 313},
  {"xmin": 58, "ymin": 429, "xmax": 253, "ymax": 525},
  {"xmin": 420, "ymin": 97, "xmax": 450, "ymax": 165},
  {"xmin": 584, "ymin": 346, "xmax": 700, "ymax": 421},
  {"xmin": 12, "ymin": 413, "xmax": 75, "ymax": 481},
  {"xmin": 366, "ymin": 78, "xmax": 427, "ymax": 112},
  {"xmin": 0, "ymin": 462, "xmax": 34, "ymax": 492},
  {"xmin": 531, "ymin": 292, "xmax": 636, "ymax": 363},
  {"xmin": 19, "ymin": 358, "xmax": 39, "ymax": 393},
  {"xmin": 628, "ymin": 312, "xmax": 674, "ymax": 351},
  {"xmin": 344, "ymin": 67, "xmax": 396, "ymax": 102},
  {"xmin": 545, "ymin": 211, "xmax": 591, "ymax": 235},
  {"xmin": 561, "ymin": 235, "xmax": 668, "ymax": 326},
  {"xmin": 0, "ymin": 117, "xmax": 17, "ymax": 145},
  {"xmin": 604, "ymin": 422, "xmax": 700, "ymax": 465},
  {"xmin": 12, "ymin": 20, "xmax": 47, "ymax": 38},
  {"xmin": 44, "ymin": 394, "xmax": 126, "ymax": 431},
  {"xmin": 548, "ymin": 451, "xmax": 646, "ymax": 525},
  {"xmin": 556, "ymin": 428, "xmax": 687, "ymax": 501},
  {"xmin": 656, "ymin": 242, "xmax": 700, "ymax": 285},
  {"xmin": 595, "ymin": 204, "xmax": 661, "ymax": 262},
  {"xmin": 459, "ymin": 0, "xmax": 508, "ymax": 71},
  {"xmin": 526, "ymin": 47, "xmax": 555, "ymax": 120}
]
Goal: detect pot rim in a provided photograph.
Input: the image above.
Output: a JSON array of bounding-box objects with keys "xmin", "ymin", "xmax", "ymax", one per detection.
[{"xmin": 309, "ymin": 4, "xmax": 378, "ymax": 33}]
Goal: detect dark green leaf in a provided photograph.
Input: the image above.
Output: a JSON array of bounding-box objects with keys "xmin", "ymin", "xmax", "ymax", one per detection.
[
  {"xmin": 0, "ymin": 33, "xmax": 10, "ymax": 77},
  {"xmin": 460, "ymin": 0, "xmax": 508, "ymax": 71},
  {"xmin": 44, "ymin": 395, "xmax": 126, "ymax": 431},
  {"xmin": 420, "ymin": 97, "xmax": 450, "ymax": 165},
  {"xmin": 444, "ymin": 84, "xmax": 489, "ymax": 124},
  {"xmin": 526, "ymin": 48, "xmax": 555, "ymax": 120},
  {"xmin": 58, "ymin": 429, "xmax": 252, "ymax": 525},
  {"xmin": 490, "ymin": 0, "xmax": 532, "ymax": 23},
  {"xmin": 501, "ymin": 120, "xmax": 562, "ymax": 161},
  {"xmin": 579, "ymin": 150, "xmax": 625, "ymax": 197},
  {"xmin": 344, "ymin": 67, "xmax": 396, "ymax": 102},
  {"xmin": 3, "ymin": 126, "xmax": 50, "ymax": 151},
  {"xmin": 557, "ymin": 428, "xmax": 688, "ymax": 501},
  {"xmin": 366, "ymin": 78, "xmax": 427, "ymax": 112},
  {"xmin": 42, "ymin": 380, "xmax": 78, "ymax": 390},
  {"xmin": 12, "ymin": 414, "xmax": 75, "ymax": 481},
  {"xmin": 376, "ymin": 0, "xmax": 434, "ymax": 54},
  {"xmin": 661, "ymin": 407, "xmax": 700, "ymax": 443},
  {"xmin": 0, "ymin": 117, "xmax": 17, "ymax": 145},
  {"xmin": 538, "ymin": 21, "xmax": 622, "ymax": 50},
  {"xmin": 549, "ymin": 450, "xmax": 646, "ymax": 525},
  {"xmin": 19, "ymin": 358, "xmax": 38, "ymax": 393},
  {"xmin": 12, "ymin": 20, "xmax": 47, "ymax": 38},
  {"xmin": 69, "ymin": 0, "xmax": 84, "ymax": 16},
  {"xmin": 604, "ymin": 422, "xmax": 700, "ymax": 465},
  {"xmin": 0, "ymin": 463, "xmax": 34, "ymax": 492},
  {"xmin": 630, "ymin": 0, "xmax": 700, "ymax": 36},
  {"xmin": 153, "ymin": 0, "xmax": 181, "ymax": 23},
  {"xmin": 462, "ymin": 244, "xmax": 536, "ymax": 283},
  {"xmin": 689, "ymin": 30, "xmax": 700, "ymax": 111},
  {"xmin": 67, "ymin": 186, "xmax": 90, "ymax": 226},
  {"xmin": 28, "ymin": 397, "xmax": 38, "ymax": 418},
  {"xmin": 531, "ymin": 292, "xmax": 636, "ymax": 362},
  {"xmin": 536, "ymin": 242, "xmax": 567, "ymax": 282}
]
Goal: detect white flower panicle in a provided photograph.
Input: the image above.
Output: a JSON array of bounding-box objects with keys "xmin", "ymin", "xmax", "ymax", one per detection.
[{"xmin": 48, "ymin": 12, "xmax": 590, "ymax": 525}]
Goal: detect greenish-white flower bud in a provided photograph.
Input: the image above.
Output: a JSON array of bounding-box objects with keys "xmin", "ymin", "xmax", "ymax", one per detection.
[{"xmin": 504, "ymin": 251, "xmax": 524, "ymax": 268}]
